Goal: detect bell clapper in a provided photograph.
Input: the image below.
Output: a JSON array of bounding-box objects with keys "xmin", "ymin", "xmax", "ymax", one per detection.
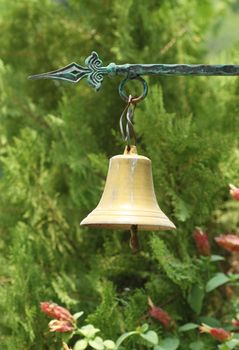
[{"xmin": 130, "ymin": 225, "xmax": 140, "ymax": 253}]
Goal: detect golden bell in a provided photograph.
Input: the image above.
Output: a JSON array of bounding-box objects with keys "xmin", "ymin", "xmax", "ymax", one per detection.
[{"xmin": 80, "ymin": 146, "xmax": 176, "ymax": 231}]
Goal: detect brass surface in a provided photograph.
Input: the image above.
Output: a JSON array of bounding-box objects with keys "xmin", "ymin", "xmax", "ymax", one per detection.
[{"xmin": 80, "ymin": 147, "xmax": 176, "ymax": 231}]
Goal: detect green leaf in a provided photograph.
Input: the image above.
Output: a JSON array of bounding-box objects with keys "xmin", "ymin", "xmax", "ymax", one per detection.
[
  {"xmin": 79, "ymin": 325, "xmax": 100, "ymax": 338},
  {"xmin": 140, "ymin": 331, "xmax": 159, "ymax": 345},
  {"xmin": 189, "ymin": 341, "xmax": 204, "ymax": 350},
  {"xmin": 89, "ymin": 337, "xmax": 105, "ymax": 350},
  {"xmin": 73, "ymin": 311, "xmax": 84, "ymax": 321},
  {"xmin": 45, "ymin": 114, "xmax": 65, "ymax": 127},
  {"xmin": 74, "ymin": 339, "xmax": 88, "ymax": 350},
  {"xmin": 224, "ymin": 339, "xmax": 239, "ymax": 349},
  {"xmin": 210, "ymin": 255, "xmax": 225, "ymax": 262},
  {"xmin": 228, "ymin": 273, "xmax": 239, "ymax": 282},
  {"xmin": 115, "ymin": 331, "xmax": 138, "ymax": 349},
  {"xmin": 206, "ymin": 273, "xmax": 229, "ymax": 292},
  {"xmin": 198, "ymin": 316, "xmax": 221, "ymax": 328},
  {"xmin": 178, "ymin": 323, "xmax": 199, "ymax": 332},
  {"xmin": 160, "ymin": 338, "xmax": 180, "ymax": 350},
  {"xmin": 218, "ymin": 345, "xmax": 229, "ymax": 350},
  {"xmin": 104, "ymin": 340, "xmax": 116, "ymax": 349},
  {"xmin": 172, "ymin": 195, "xmax": 191, "ymax": 222},
  {"xmin": 187, "ymin": 284, "xmax": 204, "ymax": 314},
  {"xmin": 137, "ymin": 323, "xmax": 149, "ymax": 333}
]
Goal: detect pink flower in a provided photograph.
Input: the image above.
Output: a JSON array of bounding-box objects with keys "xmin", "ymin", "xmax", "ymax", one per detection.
[
  {"xmin": 199, "ymin": 323, "xmax": 232, "ymax": 342},
  {"xmin": 215, "ymin": 234, "xmax": 239, "ymax": 253},
  {"xmin": 229, "ymin": 184, "xmax": 239, "ymax": 201},
  {"xmin": 40, "ymin": 302, "xmax": 73, "ymax": 322},
  {"xmin": 232, "ymin": 319, "xmax": 239, "ymax": 327},
  {"xmin": 193, "ymin": 227, "xmax": 211, "ymax": 256},
  {"xmin": 148, "ymin": 297, "xmax": 172, "ymax": 328},
  {"xmin": 49, "ymin": 319, "xmax": 74, "ymax": 333}
]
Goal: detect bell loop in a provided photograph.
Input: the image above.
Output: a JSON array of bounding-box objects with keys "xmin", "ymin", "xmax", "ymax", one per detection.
[
  {"xmin": 118, "ymin": 76, "xmax": 148, "ymax": 103},
  {"xmin": 123, "ymin": 145, "xmax": 137, "ymax": 155}
]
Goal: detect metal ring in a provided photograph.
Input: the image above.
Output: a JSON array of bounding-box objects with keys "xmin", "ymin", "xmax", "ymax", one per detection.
[{"xmin": 119, "ymin": 76, "xmax": 148, "ymax": 103}]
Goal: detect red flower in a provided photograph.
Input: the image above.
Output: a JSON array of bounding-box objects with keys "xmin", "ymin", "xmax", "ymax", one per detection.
[
  {"xmin": 199, "ymin": 323, "xmax": 232, "ymax": 342},
  {"xmin": 40, "ymin": 302, "xmax": 74, "ymax": 322},
  {"xmin": 229, "ymin": 184, "xmax": 239, "ymax": 201},
  {"xmin": 193, "ymin": 227, "xmax": 211, "ymax": 256},
  {"xmin": 148, "ymin": 297, "xmax": 172, "ymax": 328},
  {"xmin": 49, "ymin": 319, "xmax": 74, "ymax": 333},
  {"xmin": 215, "ymin": 234, "xmax": 239, "ymax": 253}
]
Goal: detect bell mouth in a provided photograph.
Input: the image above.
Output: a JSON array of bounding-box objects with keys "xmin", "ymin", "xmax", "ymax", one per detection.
[
  {"xmin": 80, "ymin": 210, "xmax": 176, "ymax": 231},
  {"xmin": 80, "ymin": 223, "xmax": 175, "ymax": 231}
]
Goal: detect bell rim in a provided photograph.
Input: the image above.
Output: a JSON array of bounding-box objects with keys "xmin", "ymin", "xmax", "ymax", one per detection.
[
  {"xmin": 80, "ymin": 222, "xmax": 176, "ymax": 231},
  {"xmin": 80, "ymin": 213, "xmax": 176, "ymax": 231}
]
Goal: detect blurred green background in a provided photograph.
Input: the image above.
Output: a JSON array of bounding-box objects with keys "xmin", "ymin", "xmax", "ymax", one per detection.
[{"xmin": 0, "ymin": 1, "xmax": 238, "ymax": 349}]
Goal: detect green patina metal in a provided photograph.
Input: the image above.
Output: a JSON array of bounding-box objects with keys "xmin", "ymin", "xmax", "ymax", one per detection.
[{"xmin": 29, "ymin": 51, "xmax": 239, "ymax": 92}]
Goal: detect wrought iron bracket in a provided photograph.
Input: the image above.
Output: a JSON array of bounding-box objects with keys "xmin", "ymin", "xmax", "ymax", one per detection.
[{"xmin": 29, "ymin": 51, "xmax": 239, "ymax": 92}]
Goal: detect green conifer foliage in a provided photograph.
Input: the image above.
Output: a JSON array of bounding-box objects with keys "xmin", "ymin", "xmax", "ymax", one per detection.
[{"xmin": 0, "ymin": 1, "xmax": 238, "ymax": 349}]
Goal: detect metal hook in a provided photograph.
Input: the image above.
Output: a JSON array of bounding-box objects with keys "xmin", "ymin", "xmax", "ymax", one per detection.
[
  {"xmin": 119, "ymin": 77, "xmax": 148, "ymax": 146},
  {"xmin": 119, "ymin": 95, "xmax": 136, "ymax": 146}
]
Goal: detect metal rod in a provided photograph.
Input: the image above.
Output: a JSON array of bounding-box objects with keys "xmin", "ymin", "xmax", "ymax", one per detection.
[
  {"xmin": 28, "ymin": 51, "xmax": 239, "ymax": 91},
  {"xmin": 116, "ymin": 63, "xmax": 239, "ymax": 77}
]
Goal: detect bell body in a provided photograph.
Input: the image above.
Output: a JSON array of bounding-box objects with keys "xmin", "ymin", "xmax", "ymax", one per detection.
[{"xmin": 80, "ymin": 147, "xmax": 175, "ymax": 231}]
